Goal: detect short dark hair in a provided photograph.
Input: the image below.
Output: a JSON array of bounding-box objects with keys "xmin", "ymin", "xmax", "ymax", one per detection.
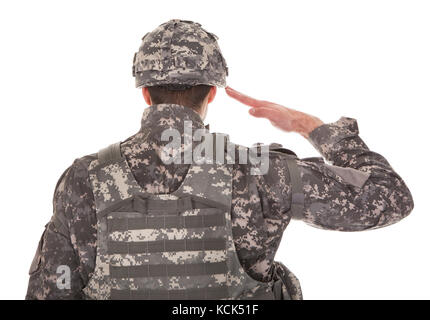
[{"xmin": 147, "ymin": 84, "xmax": 212, "ymax": 112}]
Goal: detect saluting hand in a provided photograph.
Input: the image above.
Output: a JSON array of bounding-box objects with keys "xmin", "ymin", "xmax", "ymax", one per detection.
[{"xmin": 225, "ymin": 86, "xmax": 324, "ymax": 139}]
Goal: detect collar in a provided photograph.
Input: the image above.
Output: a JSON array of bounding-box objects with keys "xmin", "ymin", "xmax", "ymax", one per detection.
[
  {"xmin": 133, "ymin": 104, "xmax": 209, "ymax": 147},
  {"xmin": 140, "ymin": 103, "xmax": 205, "ymax": 134}
]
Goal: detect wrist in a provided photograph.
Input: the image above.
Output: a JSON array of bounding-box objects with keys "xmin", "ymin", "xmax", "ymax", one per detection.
[{"xmin": 301, "ymin": 118, "xmax": 324, "ymax": 139}]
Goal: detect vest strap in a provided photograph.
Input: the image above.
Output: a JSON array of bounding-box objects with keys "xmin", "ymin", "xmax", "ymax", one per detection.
[
  {"xmin": 211, "ymin": 132, "xmax": 229, "ymax": 163},
  {"xmin": 98, "ymin": 142, "xmax": 122, "ymax": 165},
  {"xmin": 285, "ymin": 155, "xmax": 305, "ymax": 220},
  {"xmin": 273, "ymin": 279, "xmax": 284, "ymax": 300}
]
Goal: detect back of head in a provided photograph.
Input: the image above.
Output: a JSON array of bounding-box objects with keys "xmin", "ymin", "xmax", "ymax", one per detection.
[
  {"xmin": 147, "ymin": 84, "xmax": 212, "ymax": 112},
  {"xmin": 132, "ymin": 19, "xmax": 228, "ymax": 111}
]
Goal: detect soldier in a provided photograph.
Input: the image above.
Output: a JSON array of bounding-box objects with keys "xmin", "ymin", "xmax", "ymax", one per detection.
[{"xmin": 26, "ymin": 19, "xmax": 414, "ymax": 300}]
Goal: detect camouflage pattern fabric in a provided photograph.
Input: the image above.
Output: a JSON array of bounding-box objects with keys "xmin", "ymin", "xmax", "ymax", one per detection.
[
  {"xmin": 83, "ymin": 141, "xmax": 274, "ymax": 300},
  {"xmin": 272, "ymin": 261, "xmax": 303, "ymax": 300},
  {"xmin": 26, "ymin": 104, "xmax": 414, "ymax": 299},
  {"xmin": 132, "ymin": 19, "xmax": 228, "ymax": 88}
]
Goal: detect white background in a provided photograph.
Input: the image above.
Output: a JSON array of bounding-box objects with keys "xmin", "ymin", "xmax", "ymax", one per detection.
[{"xmin": 0, "ymin": 0, "xmax": 428, "ymax": 299}]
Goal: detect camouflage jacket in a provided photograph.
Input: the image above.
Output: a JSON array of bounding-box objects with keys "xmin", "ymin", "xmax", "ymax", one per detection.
[{"xmin": 26, "ymin": 103, "xmax": 414, "ymax": 299}]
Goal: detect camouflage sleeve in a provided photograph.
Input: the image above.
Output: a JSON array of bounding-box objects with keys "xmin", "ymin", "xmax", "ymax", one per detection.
[
  {"xmin": 26, "ymin": 158, "xmax": 96, "ymax": 299},
  {"xmin": 297, "ymin": 116, "xmax": 414, "ymax": 231}
]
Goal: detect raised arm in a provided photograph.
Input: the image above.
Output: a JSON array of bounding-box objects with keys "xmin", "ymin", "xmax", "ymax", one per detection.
[{"xmin": 225, "ymin": 86, "xmax": 414, "ymax": 231}]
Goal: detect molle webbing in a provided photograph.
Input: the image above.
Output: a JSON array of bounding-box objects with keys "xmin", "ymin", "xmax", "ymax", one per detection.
[
  {"xmin": 104, "ymin": 195, "xmax": 230, "ymax": 299},
  {"xmin": 97, "ymin": 195, "xmax": 229, "ymax": 218},
  {"xmin": 107, "ymin": 213, "xmax": 225, "ymax": 232},
  {"xmin": 85, "ymin": 139, "xmax": 277, "ymax": 300},
  {"xmin": 110, "ymin": 261, "xmax": 228, "ymax": 278},
  {"xmin": 108, "ymin": 238, "xmax": 226, "ymax": 254}
]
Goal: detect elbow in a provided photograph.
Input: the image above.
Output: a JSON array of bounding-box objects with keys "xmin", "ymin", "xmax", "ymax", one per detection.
[
  {"xmin": 397, "ymin": 185, "xmax": 414, "ymax": 219},
  {"xmin": 341, "ymin": 179, "xmax": 414, "ymax": 231},
  {"xmin": 393, "ymin": 179, "xmax": 414, "ymax": 220},
  {"xmin": 371, "ymin": 181, "xmax": 414, "ymax": 229}
]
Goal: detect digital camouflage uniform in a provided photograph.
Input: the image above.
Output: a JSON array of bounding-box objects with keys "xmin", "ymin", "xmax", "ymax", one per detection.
[{"xmin": 25, "ymin": 20, "xmax": 414, "ymax": 299}]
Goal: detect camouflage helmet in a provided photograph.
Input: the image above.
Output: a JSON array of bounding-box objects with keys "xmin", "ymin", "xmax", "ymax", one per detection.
[{"xmin": 132, "ymin": 19, "xmax": 228, "ymax": 89}]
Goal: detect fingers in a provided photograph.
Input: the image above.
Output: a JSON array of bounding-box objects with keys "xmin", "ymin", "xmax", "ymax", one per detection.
[
  {"xmin": 226, "ymin": 86, "xmax": 322, "ymax": 134},
  {"xmin": 225, "ymin": 86, "xmax": 264, "ymax": 108},
  {"xmin": 226, "ymin": 86, "xmax": 290, "ymax": 113}
]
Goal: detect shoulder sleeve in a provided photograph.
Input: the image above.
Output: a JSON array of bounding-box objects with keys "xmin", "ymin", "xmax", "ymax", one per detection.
[{"xmin": 26, "ymin": 156, "xmax": 96, "ymax": 299}]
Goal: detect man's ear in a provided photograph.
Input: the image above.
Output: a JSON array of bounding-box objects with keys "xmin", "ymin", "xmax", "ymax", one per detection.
[
  {"xmin": 142, "ymin": 87, "xmax": 152, "ymax": 105},
  {"xmin": 207, "ymin": 86, "xmax": 217, "ymax": 104}
]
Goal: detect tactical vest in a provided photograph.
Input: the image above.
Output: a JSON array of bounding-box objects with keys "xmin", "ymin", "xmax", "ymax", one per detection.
[{"xmin": 83, "ymin": 138, "xmax": 303, "ymax": 300}]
